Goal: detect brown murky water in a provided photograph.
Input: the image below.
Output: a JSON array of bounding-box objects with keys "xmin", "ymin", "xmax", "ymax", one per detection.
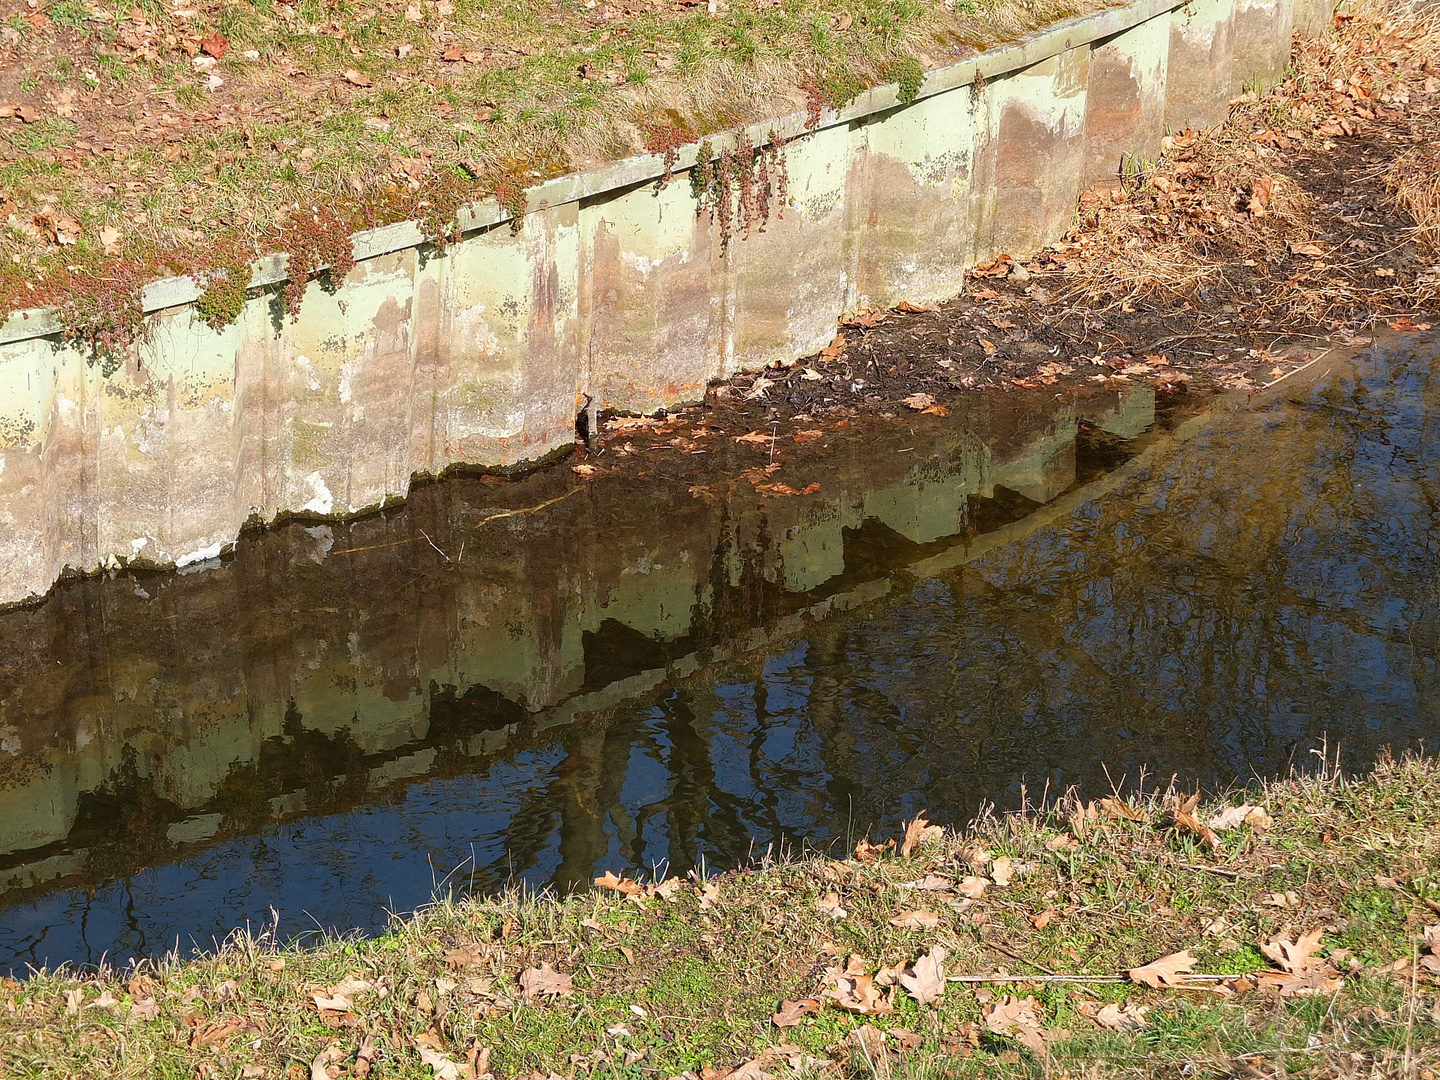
[{"xmin": 2, "ymin": 336, "xmax": 1438, "ymax": 973}]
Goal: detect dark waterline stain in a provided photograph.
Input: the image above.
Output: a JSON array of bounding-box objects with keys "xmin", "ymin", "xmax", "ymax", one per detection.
[{"xmin": 1, "ymin": 338, "xmax": 1438, "ymax": 974}]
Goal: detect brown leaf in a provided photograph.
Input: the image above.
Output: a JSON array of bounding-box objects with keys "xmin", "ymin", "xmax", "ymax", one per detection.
[
  {"xmin": 771, "ymin": 998, "xmax": 821, "ymax": 1028},
  {"xmin": 415, "ymin": 1036, "xmax": 473, "ymax": 1080},
  {"xmin": 958, "ymin": 875, "xmax": 989, "ymax": 899},
  {"xmin": 982, "ymin": 995, "xmax": 1050, "ymax": 1053},
  {"xmin": 793, "ymin": 429, "xmax": 825, "ymax": 442},
  {"xmin": 816, "ymin": 892, "xmax": 848, "ymax": 920},
  {"xmin": 818, "ymin": 333, "xmax": 847, "ymax": 364},
  {"xmin": 442, "ymin": 47, "xmax": 464, "ymax": 61},
  {"xmin": 895, "ymin": 300, "xmax": 933, "ymax": 313},
  {"xmin": 1096, "ymin": 796, "xmax": 1145, "ymax": 821},
  {"xmin": 1173, "ymin": 794, "xmax": 1219, "ymax": 851},
  {"xmin": 903, "ymin": 393, "xmax": 937, "ymax": 411},
  {"xmin": 1208, "ymin": 804, "xmax": 1272, "ymax": 832},
  {"xmin": 898, "ymin": 945, "xmax": 946, "ymax": 1005},
  {"xmin": 1289, "ymin": 241, "xmax": 1326, "ymax": 257},
  {"xmin": 1030, "ymin": 907, "xmax": 1057, "ymax": 930},
  {"xmin": 342, "ymin": 68, "xmax": 374, "ymax": 87},
  {"xmin": 0, "ymin": 102, "xmax": 41, "ymax": 123},
  {"xmin": 989, "ymin": 856, "xmax": 1016, "ymax": 886},
  {"xmin": 1128, "ymin": 949, "xmax": 1198, "ymax": 988},
  {"xmin": 311, "ymin": 1043, "xmax": 347, "ymax": 1080},
  {"xmin": 889, "ymin": 909, "xmax": 942, "ymax": 929},
  {"xmin": 842, "ymin": 308, "xmax": 888, "ymax": 329},
  {"xmin": 518, "ymin": 962, "xmax": 573, "ymax": 1000},
  {"xmin": 1080, "ymin": 999, "xmax": 1150, "ymax": 1031},
  {"xmin": 854, "ymin": 837, "xmax": 891, "ymax": 861},
  {"xmin": 1260, "ymin": 926, "xmax": 1326, "ymax": 976},
  {"xmin": 200, "ymin": 30, "xmax": 228, "ymax": 58},
  {"xmin": 593, "ymin": 871, "xmax": 644, "ymax": 896},
  {"xmin": 824, "ymin": 970, "xmax": 894, "ymax": 1015},
  {"xmin": 978, "ymin": 338, "xmax": 998, "ymax": 356},
  {"xmin": 1247, "ymin": 174, "xmax": 1274, "ymax": 215},
  {"xmin": 98, "ymin": 224, "xmax": 121, "ymax": 255},
  {"xmin": 733, "ymin": 430, "xmax": 773, "ymax": 446},
  {"xmin": 900, "ymin": 811, "xmax": 944, "ymax": 857}
]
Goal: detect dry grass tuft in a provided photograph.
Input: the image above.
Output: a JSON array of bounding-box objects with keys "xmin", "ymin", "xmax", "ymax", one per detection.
[
  {"xmin": 1057, "ymin": 0, "xmax": 1440, "ymax": 329},
  {"xmin": 1389, "ymin": 143, "xmax": 1440, "ymax": 255}
]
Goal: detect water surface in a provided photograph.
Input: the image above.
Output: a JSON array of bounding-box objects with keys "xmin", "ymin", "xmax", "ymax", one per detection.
[{"xmin": 1, "ymin": 338, "xmax": 1437, "ymax": 973}]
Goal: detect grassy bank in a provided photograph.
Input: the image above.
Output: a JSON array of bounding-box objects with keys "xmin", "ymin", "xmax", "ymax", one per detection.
[
  {"xmin": 3, "ymin": 752, "xmax": 1438, "ymax": 1078},
  {"xmin": 0, "ymin": 0, "xmax": 1109, "ymax": 328}
]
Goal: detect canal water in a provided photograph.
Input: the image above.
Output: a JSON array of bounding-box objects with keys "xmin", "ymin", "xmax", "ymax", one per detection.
[{"xmin": 1, "ymin": 337, "xmax": 1437, "ymax": 974}]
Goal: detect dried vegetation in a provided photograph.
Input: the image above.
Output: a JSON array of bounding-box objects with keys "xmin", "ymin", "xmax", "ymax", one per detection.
[{"xmin": 1054, "ymin": 0, "xmax": 1440, "ymax": 328}]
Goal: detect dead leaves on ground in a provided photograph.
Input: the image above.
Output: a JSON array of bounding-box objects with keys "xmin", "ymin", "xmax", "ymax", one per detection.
[
  {"xmin": 900, "ymin": 811, "xmax": 945, "ymax": 858},
  {"xmin": 982, "ymin": 994, "xmax": 1068, "ymax": 1054},
  {"xmin": 518, "ymin": 962, "xmax": 573, "ymax": 1001},
  {"xmin": 1128, "ymin": 949, "xmax": 1199, "ymax": 988}
]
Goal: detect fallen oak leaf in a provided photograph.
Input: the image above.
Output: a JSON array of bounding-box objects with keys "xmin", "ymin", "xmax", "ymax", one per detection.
[
  {"xmin": 311, "ymin": 1043, "xmax": 347, "ymax": 1080},
  {"xmin": 415, "ymin": 1037, "xmax": 473, "ymax": 1080},
  {"xmin": 1079, "ymin": 999, "xmax": 1150, "ymax": 1031},
  {"xmin": 1260, "ymin": 925, "xmax": 1327, "ymax": 975},
  {"xmin": 1128, "ymin": 949, "xmax": 1198, "ymax": 988},
  {"xmin": 771, "ymin": 998, "xmax": 821, "ymax": 1028},
  {"xmin": 342, "ymin": 67, "xmax": 374, "ymax": 87},
  {"xmin": 898, "ymin": 944, "xmax": 946, "ymax": 1005},
  {"xmin": 900, "ymin": 810, "xmax": 944, "ymax": 857},
  {"xmin": 518, "ymin": 962, "xmax": 573, "ymax": 1000},
  {"xmin": 895, "ymin": 300, "xmax": 933, "ymax": 313},
  {"xmin": 200, "ymin": 30, "xmax": 228, "ymax": 57},
  {"xmin": 824, "ymin": 970, "xmax": 894, "ymax": 1015},
  {"xmin": 1208, "ymin": 804, "xmax": 1272, "ymax": 831},
  {"xmin": 982, "ymin": 995, "xmax": 1050, "ymax": 1053},
  {"xmin": 1173, "ymin": 793, "xmax": 1219, "ymax": 851},
  {"xmin": 903, "ymin": 392, "xmax": 937, "ymax": 411},
  {"xmin": 889, "ymin": 909, "xmax": 942, "ymax": 929},
  {"xmin": 594, "ymin": 871, "xmax": 644, "ymax": 896}
]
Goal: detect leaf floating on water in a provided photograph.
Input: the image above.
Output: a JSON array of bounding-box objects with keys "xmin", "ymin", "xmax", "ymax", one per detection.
[{"xmin": 1128, "ymin": 949, "xmax": 1198, "ymax": 988}]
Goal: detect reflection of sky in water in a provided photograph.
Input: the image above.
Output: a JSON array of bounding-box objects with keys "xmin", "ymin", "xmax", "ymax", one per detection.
[{"xmin": 4, "ymin": 341, "xmax": 1440, "ymax": 973}]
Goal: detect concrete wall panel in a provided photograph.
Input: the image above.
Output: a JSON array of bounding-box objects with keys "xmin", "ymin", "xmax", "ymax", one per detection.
[
  {"xmin": 1083, "ymin": 12, "xmax": 1172, "ymax": 188},
  {"xmin": 0, "ymin": 0, "xmax": 1320, "ymax": 604},
  {"xmin": 1164, "ymin": 0, "xmax": 1238, "ymax": 131}
]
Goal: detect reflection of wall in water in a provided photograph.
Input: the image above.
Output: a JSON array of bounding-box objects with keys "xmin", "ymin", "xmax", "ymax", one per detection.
[{"xmin": 0, "ymin": 387, "xmax": 1153, "ymax": 890}]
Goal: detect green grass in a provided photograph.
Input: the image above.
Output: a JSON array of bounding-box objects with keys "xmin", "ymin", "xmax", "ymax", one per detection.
[
  {"xmin": 0, "ymin": 0, "xmax": 1116, "ymax": 322},
  {"xmin": 3, "ymin": 754, "xmax": 1440, "ymax": 1078}
]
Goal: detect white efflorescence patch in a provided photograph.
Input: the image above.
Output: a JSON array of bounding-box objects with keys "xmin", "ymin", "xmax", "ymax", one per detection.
[{"xmin": 302, "ymin": 471, "xmax": 335, "ymax": 515}]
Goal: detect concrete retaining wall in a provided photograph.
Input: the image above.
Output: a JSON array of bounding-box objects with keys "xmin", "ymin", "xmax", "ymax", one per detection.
[{"xmin": 0, "ymin": 0, "xmax": 1325, "ymax": 605}]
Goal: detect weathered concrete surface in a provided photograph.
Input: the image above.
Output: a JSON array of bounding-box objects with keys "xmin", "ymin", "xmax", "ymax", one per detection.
[
  {"xmin": 1083, "ymin": 13, "xmax": 1172, "ymax": 187},
  {"xmin": 0, "ymin": 0, "xmax": 1327, "ymax": 605},
  {"xmin": 1164, "ymin": 0, "xmax": 1239, "ymax": 131},
  {"xmin": 846, "ymin": 91, "xmax": 982, "ymax": 309}
]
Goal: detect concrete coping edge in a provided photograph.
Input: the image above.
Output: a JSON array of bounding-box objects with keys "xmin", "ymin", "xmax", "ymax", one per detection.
[{"xmin": 0, "ymin": 0, "xmax": 1188, "ymax": 348}]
